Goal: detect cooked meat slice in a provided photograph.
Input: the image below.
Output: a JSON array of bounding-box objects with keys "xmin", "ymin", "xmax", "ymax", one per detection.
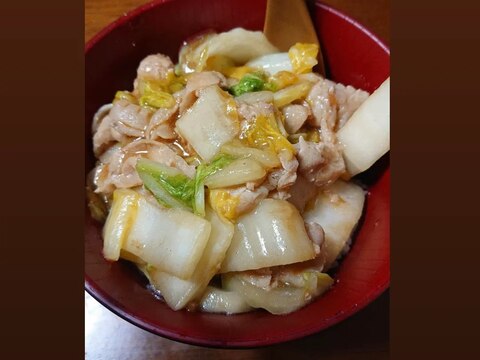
[
  {"xmin": 92, "ymin": 163, "xmax": 115, "ymax": 194},
  {"xmin": 227, "ymin": 185, "xmax": 269, "ymax": 216},
  {"xmin": 189, "ymin": 71, "xmax": 227, "ymax": 91},
  {"xmin": 306, "ymin": 78, "xmax": 337, "ymax": 130},
  {"xmin": 92, "ymin": 100, "xmax": 153, "ymax": 156},
  {"xmin": 237, "ymin": 101, "xmax": 274, "ymax": 123},
  {"xmin": 94, "ymin": 139, "xmax": 195, "ymax": 196},
  {"xmin": 93, "ymin": 115, "xmax": 116, "ymax": 156},
  {"xmin": 300, "ymin": 78, "xmax": 347, "ymax": 187},
  {"xmin": 146, "ymin": 103, "xmax": 179, "ymax": 140},
  {"xmin": 288, "ymin": 174, "xmax": 318, "ymax": 213},
  {"xmin": 92, "ymin": 103, "xmax": 113, "ymax": 133},
  {"xmin": 282, "ymin": 104, "xmax": 309, "ymax": 134},
  {"xmin": 109, "ymin": 100, "xmax": 151, "ymax": 134},
  {"xmin": 136, "ymin": 54, "xmax": 174, "ymax": 82},
  {"xmin": 267, "ymin": 150, "xmax": 298, "ymax": 192},
  {"xmin": 294, "ymin": 137, "xmax": 345, "ymax": 188},
  {"xmin": 334, "ymin": 83, "xmax": 369, "ymax": 130},
  {"xmin": 305, "ymin": 222, "xmax": 325, "ymax": 255}
]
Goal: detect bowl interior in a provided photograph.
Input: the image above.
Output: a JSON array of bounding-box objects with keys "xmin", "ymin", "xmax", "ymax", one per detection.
[{"xmin": 85, "ymin": 0, "xmax": 390, "ymax": 348}]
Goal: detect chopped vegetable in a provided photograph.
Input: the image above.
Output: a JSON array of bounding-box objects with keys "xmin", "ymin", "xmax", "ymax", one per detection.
[
  {"xmin": 246, "ymin": 52, "xmax": 293, "ymax": 75},
  {"xmin": 139, "ymin": 207, "xmax": 234, "ymax": 310},
  {"xmin": 102, "ymin": 189, "xmax": 140, "ymax": 261},
  {"xmin": 273, "ymin": 81, "xmax": 312, "ymax": 108},
  {"xmin": 288, "ymin": 43, "xmax": 319, "ymax": 74},
  {"xmin": 193, "ymin": 154, "xmax": 236, "ymax": 216},
  {"xmin": 229, "ymin": 72, "xmax": 268, "ymax": 97},
  {"xmin": 178, "ymin": 28, "xmax": 279, "ymax": 74},
  {"xmin": 240, "ymin": 114, "xmax": 295, "ymax": 154},
  {"xmin": 221, "ymin": 141, "xmax": 281, "ymax": 169},
  {"xmin": 204, "ymin": 158, "xmax": 266, "ymax": 189},
  {"xmin": 114, "ymin": 90, "xmax": 138, "ymax": 104},
  {"xmin": 223, "ymin": 271, "xmax": 334, "ymax": 315},
  {"xmin": 234, "ymin": 90, "xmax": 274, "ymax": 104},
  {"xmin": 122, "ymin": 194, "xmax": 211, "ymax": 279},
  {"xmin": 209, "ymin": 189, "xmax": 241, "ymax": 221},
  {"xmin": 136, "ymin": 158, "xmax": 195, "ymax": 211},
  {"xmin": 176, "ymin": 85, "xmax": 239, "ymax": 162},
  {"xmin": 337, "ymin": 78, "xmax": 390, "ymax": 176},
  {"xmin": 137, "ymin": 154, "xmax": 237, "ymax": 216},
  {"xmin": 225, "ymin": 66, "xmax": 255, "ymax": 80},
  {"xmin": 168, "ymin": 75, "xmax": 187, "ymax": 93},
  {"xmin": 205, "ymin": 55, "xmax": 236, "ymax": 74},
  {"xmin": 268, "ymin": 71, "xmax": 298, "ymax": 90},
  {"xmin": 219, "ymin": 199, "xmax": 316, "ymax": 273},
  {"xmin": 204, "ymin": 55, "xmax": 254, "ymax": 80},
  {"xmin": 138, "ymin": 80, "xmax": 176, "ymax": 109},
  {"xmin": 304, "ymin": 180, "xmax": 366, "ymax": 270},
  {"xmin": 199, "ymin": 286, "xmax": 253, "ymax": 314}
]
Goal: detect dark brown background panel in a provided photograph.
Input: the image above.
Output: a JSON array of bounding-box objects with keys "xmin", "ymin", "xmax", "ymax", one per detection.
[
  {"xmin": 0, "ymin": 0, "xmax": 85, "ymax": 358},
  {"xmin": 391, "ymin": 0, "xmax": 480, "ymax": 358}
]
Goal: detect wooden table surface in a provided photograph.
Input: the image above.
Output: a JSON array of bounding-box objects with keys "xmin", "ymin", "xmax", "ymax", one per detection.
[{"xmin": 85, "ymin": 1, "xmax": 390, "ymax": 359}]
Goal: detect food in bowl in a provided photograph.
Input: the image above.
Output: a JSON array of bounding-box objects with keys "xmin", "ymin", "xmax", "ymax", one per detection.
[{"xmin": 87, "ymin": 28, "xmax": 390, "ymax": 315}]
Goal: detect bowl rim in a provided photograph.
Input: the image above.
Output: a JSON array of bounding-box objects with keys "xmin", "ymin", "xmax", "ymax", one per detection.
[{"xmin": 85, "ymin": 0, "xmax": 390, "ymax": 348}]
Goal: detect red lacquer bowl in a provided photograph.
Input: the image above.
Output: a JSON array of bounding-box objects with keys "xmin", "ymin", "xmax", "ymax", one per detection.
[{"xmin": 85, "ymin": 0, "xmax": 390, "ymax": 348}]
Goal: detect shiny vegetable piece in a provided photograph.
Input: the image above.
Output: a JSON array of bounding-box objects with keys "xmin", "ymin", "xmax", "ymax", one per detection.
[
  {"xmin": 220, "ymin": 199, "xmax": 316, "ymax": 273},
  {"xmin": 194, "ymin": 154, "xmax": 236, "ymax": 216},
  {"xmin": 205, "ymin": 56, "xmax": 253, "ymax": 80},
  {"xmin": 223, "ymin": 271, "xmax": 334, "ymax": 315},
  {"xmin": 209, "ymin": 189, "xmax": 240, "ymax": 221},
  {"xmin": 288, "ymin": 43, "xmax": 319, "ymax": 74},
  {"xmin": 205, "ymin": 55, "xmax": 236, "ymax": 74},
  {"xmin": 136, "ymin": 159, "xmax": 194, "ymax": 211},
  {"xmin": 141, "ymin": 207, "xmax": 234, "ymax": 310},
  {"xmin": 138, "ymin": 80, "xmax": 175, "ymax": 109},
  {"xmin": 114, "ymin": 90, "xmax": 138, "ymax": 104},
  {"xmin": 241, "ymin": 114, "xmax": 295, "ymax": 154},
  {"xmin": 176, "ymin": 85, "xmax": 239, "ymax": 162},
  {"xmin": 103, "ymin": 189, "xmax": 140, "ymax": 261},
  {"xmin": 199, "ymin": 286, "xmax": 253, "ymax": 314},
  {"xmin": 246, "ymin": 52, "xmax": 293, "ymax": 75},
  {"xmin": 235, "ymin": 90, "xmax": 274, "ymax": 104},
  {"xmin": 123, "ymin": 195, "xmax": 211, "ymax": 279},
  {"xmin": 204, "ymin": 158, "xmax": 266, "ymax": 189},
  {"xmin": 221, "ymin": 141, "xmax": 281, "ymax": 169},
  {"xmin": 269, "ymin": 71, "xmax": 298, "ymax": 90},
  {"xmin": 229, "ymin": 73, "xmax": 267, "ymax": 97},
  {"xmin": 304, "ymin": 180, "xmax": 366, "ymax": 270},
  {"xmin": 179, "ymin": 33, "xmax": 214, "ymax": 73},
  {"xmin": 193, "ymin": 179, "xmax": 206, "ymax": 217},
  {"xmin": 337, "ymin": 78, "xmax": 390, "ymax": 176},
  {"xmin": 165, "ymin": 71, "xmax": 187, "ymax": 93},
  {"xmin": 226, "ymin": 66, "xmax": 255, "ymax": 80},
  {"xmin": 179, "ymin": 28, "xmax": 279, "ymax": 74},
  {"xmin": 273, "ymin": 82, "xmax": 312, "ymax": 108}
]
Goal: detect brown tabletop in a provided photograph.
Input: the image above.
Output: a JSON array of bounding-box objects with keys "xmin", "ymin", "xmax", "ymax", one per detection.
[{"xmin": 85, "ymin": 1, "xmax": 390, "ymax": 358}]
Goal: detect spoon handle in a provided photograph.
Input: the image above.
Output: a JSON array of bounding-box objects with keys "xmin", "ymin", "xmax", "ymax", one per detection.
[{"xmin": 263, "ymin": 0, "xmax": 325, "ymax": 76}]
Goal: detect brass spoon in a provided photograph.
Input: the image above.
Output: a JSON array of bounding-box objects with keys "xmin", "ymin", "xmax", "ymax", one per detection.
[{"xmin": 263, "ymin": 0, "xmax": 326, "ymax": 76}]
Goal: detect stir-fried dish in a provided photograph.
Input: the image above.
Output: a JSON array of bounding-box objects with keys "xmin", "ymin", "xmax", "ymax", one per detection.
[{"xmin": 87, "ymin": 28, "xmax": 390, "ymax": 315}]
